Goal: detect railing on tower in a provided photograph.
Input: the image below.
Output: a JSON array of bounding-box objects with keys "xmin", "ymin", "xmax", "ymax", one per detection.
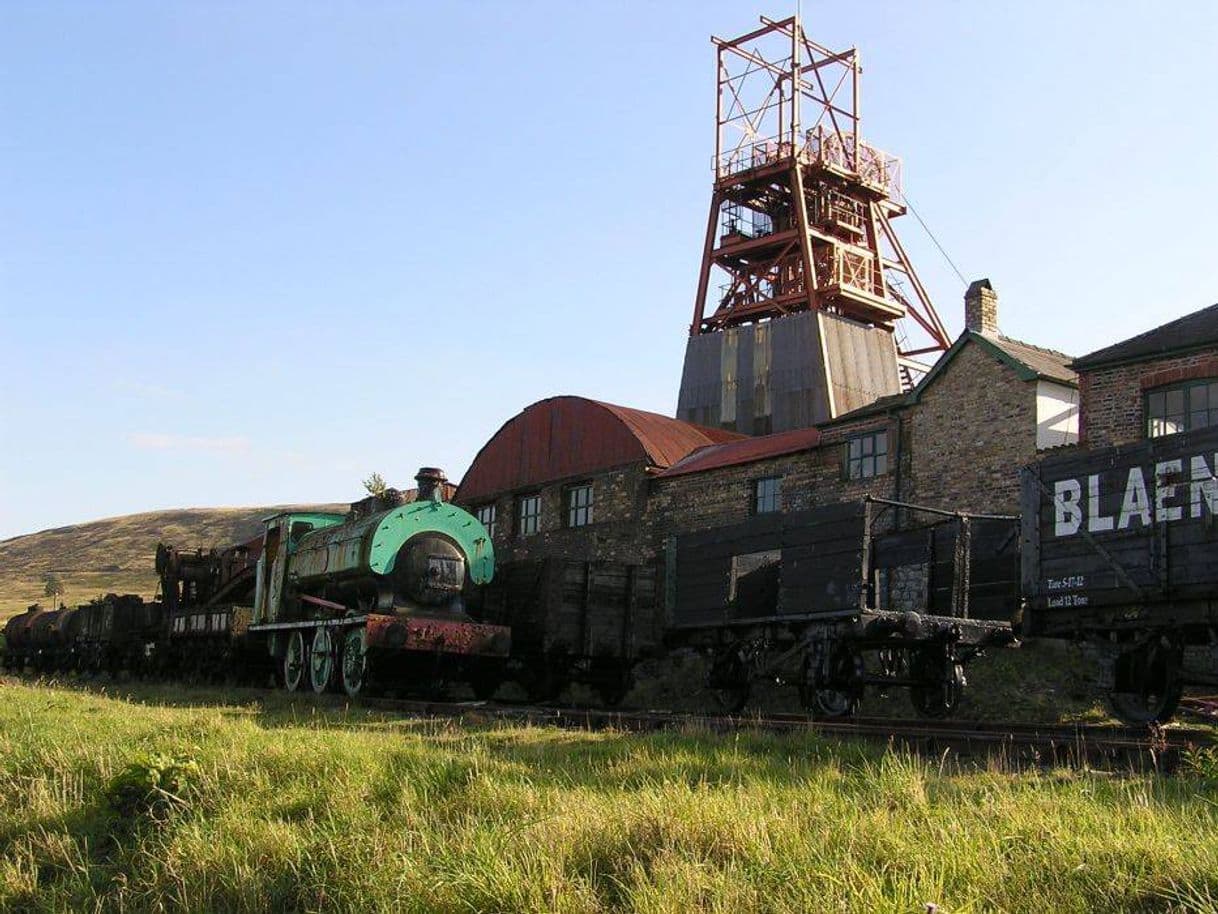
[{"xmin": 715, "ymin": 128, "xmax": 902, "ymax": 200}]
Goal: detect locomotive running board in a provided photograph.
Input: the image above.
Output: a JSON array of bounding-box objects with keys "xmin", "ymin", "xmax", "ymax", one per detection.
[{"xmin": 249, "ymin": 615, "xmax": 370, "ymax": 632}]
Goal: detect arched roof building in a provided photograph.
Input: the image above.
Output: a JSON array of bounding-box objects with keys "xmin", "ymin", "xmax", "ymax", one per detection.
[{"xmin": 457, "ymin": 396, "xmax": 741, "ymax": 503}]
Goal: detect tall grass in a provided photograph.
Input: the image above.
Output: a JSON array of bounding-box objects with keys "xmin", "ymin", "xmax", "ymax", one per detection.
[{"xmin": 1, "ymin": 681, "xmax": 1216, "ymax": 913}]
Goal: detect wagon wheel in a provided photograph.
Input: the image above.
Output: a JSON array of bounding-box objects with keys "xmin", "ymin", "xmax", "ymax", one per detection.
[
  {"xmin": 310, "ymin": 628, "xmax": 334, "ymax": 694},
  {"xmin": 798, "ymin": 649, "xmax": 863, "ymax": 720},
  {"xmin": 1108, "ymin": 642, "xmax": 1184, "ymax": 726},
  {"xmin": 597, "ymin": 668, "xmax": 634, "ymax": 708},
  {"xmin": 283, "ymin": 630, "xmax": 307, "ymax": 693},
  {"xmin": 909, "ymin": 648, "xmax": 965, "ymax": 719},
  {"xmin": 340, "ymin": 627, "xmax": 367, "ymax": 698},
  {"xmin": 707, "ymin": 647, "xmax": 751, "ymax": 714},
  {"xmin": 524, "ymin": 665, "xmax": 566, "ymax": 703}
]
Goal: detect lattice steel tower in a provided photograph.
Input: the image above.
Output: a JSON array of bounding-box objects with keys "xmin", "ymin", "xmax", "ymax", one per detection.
[{"xmin": 677, "ymin": 14, "xmax": 951, "ymax": 435}]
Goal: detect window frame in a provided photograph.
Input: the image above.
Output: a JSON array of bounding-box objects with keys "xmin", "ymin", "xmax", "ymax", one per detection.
[
  {"xmin": 475, "ymin": 503, "xmax": 497, "ymax": 539},
  {"xmin": 753, "ymin": 475, "xmax": 782, "ymax": 514},
  {"xmin": 516, "ymin": 494, "xmax": 542, "ymax": 537},
  {"xmin": 564, "ymin": 482, "xmax": 594, "ymax": 528},
  {"xmin": 1146, "ymin": 378, "xmax": 1218, "ymax": 439},
  {"xmin": 845, "ymin": 430, "xmax": 890, "ymax": 480}
]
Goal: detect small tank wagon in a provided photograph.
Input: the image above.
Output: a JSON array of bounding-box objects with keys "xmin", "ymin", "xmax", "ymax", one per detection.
[
  {"xmin": 2, "ymin": 605, "xmax": 48, "ymax": 671},
  {"xmin": 2, "ymin": 594, "xmax": 157, "ymax": 676},
  {"xmin": 248, "ymin": 468, "xmax": 509, "ymax": 696}
]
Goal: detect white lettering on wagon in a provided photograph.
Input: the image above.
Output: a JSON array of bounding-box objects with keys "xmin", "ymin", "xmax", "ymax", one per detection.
[
  {"xmin": 1046, "ymin": 593, "xmax": 1090, "ymax": 608},
  {"xmin": 1050, "ymin": 451, "xmax": 1218, "ymax": 538},
  {"xmin": 1046, "ymin": 575, "xmax": 1086, "ymax": 591}
]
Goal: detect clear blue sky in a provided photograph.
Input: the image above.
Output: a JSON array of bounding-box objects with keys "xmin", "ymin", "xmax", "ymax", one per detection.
[{"xmin": 2, "ymin": 1, "xmax": 1216, "ymax": 540}]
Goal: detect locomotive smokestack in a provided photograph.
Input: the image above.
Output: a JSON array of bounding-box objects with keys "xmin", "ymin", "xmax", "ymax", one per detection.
[{"xmin": 415, "ymin": 467, "xmax": 448, "ymax": 503}]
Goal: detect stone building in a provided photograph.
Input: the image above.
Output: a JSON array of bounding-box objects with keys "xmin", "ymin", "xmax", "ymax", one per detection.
[
  {"xmin": 1071, "ymin": 303, "xmax": 1218, "ymax": 448},
  {"xmin": 650, "ymin": 281, "xmax": 1077, "ymax": 526},
  {"xmin": 901, "ymin": 282, "xmax": 1078, "ymax": 513},
  {"xmin": 458, "ymin": 283, "xmax": 1078, "ymax": 552}
]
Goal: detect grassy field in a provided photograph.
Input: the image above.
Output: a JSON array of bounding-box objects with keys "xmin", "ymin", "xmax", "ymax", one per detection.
[
  {"xmin": 0, "ymin": 504, "xmax": 344, "ymax": 622},
  {"xmin": 2, "ymin": 680, "xmax": 1217, "ymax": 913}
]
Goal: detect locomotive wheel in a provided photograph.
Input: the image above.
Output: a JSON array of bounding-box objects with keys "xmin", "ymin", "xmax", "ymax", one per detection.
[
  {"xmin": 340, "ymin": 628, "xmax": 367, "ymax": 698},
  {"xmin": 310, "ymin": 628, "xmax": 334, "ymax": 694},
  {"xmin": 283, "ymin": 631, "xmax": 307, "ymax": 692},
  {"xmin": 1108, "ymin": 642, "xmax": 1184, "ymax": 725},
  {"xmin": 909, "ymin": 649, "xmax": 965, "ymax": 719}
]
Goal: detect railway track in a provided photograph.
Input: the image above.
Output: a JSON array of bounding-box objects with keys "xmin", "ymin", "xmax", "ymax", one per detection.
[
  {"xmin": 4, "ymin": 673, "xmax": 1210, "ymax": 771},
  {"xmin": 357, "ymin": 695, "xmax": 1212, "ymax": 772}
]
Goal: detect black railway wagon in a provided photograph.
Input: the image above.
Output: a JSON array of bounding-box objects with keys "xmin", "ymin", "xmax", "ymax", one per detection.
[
  {"xmin": 666, "ymin": 498, "xmax": 1019, "ymax": 717},
  {"xmin": 476, "ymin": 558, "xmax": 658, "ymax": 704},
  {"xmin": 1022, "ymin": 425, "xmax": 1218, "ymax": 723}
]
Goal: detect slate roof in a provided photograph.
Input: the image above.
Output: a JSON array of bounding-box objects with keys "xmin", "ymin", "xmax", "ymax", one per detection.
[
  {"xmin": 978, "ymin": 333, "xmax": 1077, "ymax": 385},
  {"xmin": 906, "ymin": 330, "xmax": 1077, "ymax": 402},
  {"xmin": 817, "ymin": 392, "xmax": 910, "ymax": 427},
  {"xmin": 655, "ymin": 426, "xmax": 822, "ymax": 478},
  {"xmin": 1071, "ymin": 303, "xmax": 1218, "ymax": 370}
]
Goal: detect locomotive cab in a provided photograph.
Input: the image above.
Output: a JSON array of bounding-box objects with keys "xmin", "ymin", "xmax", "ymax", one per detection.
[{"xmin": 252, "ymin": 511, "xmax": 346, "ymax": 625}]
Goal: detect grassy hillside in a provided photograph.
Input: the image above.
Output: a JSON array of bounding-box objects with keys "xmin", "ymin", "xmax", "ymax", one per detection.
[
  {"xmin": 1, "ymin": 680, "xmax": 1216, "ymax": 913},
  {"xmin": 0, "ymin": 505, "xmax": 345, "ymax": 622}
]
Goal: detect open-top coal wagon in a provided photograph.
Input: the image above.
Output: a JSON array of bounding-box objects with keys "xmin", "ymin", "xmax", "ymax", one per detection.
[
  {"xmin": 665, "ymin": 497, "xmax": 1020, "ymax": 717},
  {"xmin": 1022, "ymin": 425, "xmax": 1218, "ymax": 723}
]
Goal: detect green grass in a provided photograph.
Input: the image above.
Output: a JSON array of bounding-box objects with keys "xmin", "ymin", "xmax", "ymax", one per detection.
[{"xmin": 2, "ymin": 681, "xmax": 1217, "ymax": 913}]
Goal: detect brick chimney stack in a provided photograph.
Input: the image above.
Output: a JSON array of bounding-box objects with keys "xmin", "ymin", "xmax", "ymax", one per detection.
[{"xmin": 964, "ymin": 278, "xmax": 999, "ymax": 335}]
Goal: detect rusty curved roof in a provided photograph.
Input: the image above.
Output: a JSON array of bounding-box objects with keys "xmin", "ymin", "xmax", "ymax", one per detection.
[
  {"xmin": 656, "ymin": 426, "xmax": 822, "ymax": 478},
  {"xmin": 457, "ymin": 396, "xmax": 742, "ymax": 502}
]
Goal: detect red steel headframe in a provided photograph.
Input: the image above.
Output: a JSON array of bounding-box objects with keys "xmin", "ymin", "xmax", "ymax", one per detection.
[{"xmin": 690, "ymin": 13, "xmax": 951, "ymax": 386}]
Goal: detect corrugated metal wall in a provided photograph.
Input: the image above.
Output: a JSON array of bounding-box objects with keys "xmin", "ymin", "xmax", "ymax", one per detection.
[
  {"xmin": 821, "ymin": 312, "xmax": 901, "ymax": 416},
  {"xmin": 676, "ymin": 310, "xmax": 900, "ymax": 435}
]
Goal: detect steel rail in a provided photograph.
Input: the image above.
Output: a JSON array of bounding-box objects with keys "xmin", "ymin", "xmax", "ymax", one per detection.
[{"xmin": 353, "ymin": 696, "xmax": 1211, "ymax": 771}]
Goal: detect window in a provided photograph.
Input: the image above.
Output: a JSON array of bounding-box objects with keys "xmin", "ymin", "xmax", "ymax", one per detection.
[
  {"xmin": 475, "ymin": 503, "xmax": 497, "ymax": 539},
  {"xmin": 566, "ymin": 483, "xmax": 593, "ymax": 527},
  {"xmin": 754, "ymin": 476, "xmax": 782, "ymax": 513},
  {"xmin": 1147, "ymin": 379, "xmax": 1218, "ymax": 438},
  {"xmin": 847, "ymin": 431, "xmax": 889, "ymax": 479},
  {"xmin": 517, "ymin": 495, "xmax": 541, "ymax": 536},
  {"xmin": 288, "ymin": 521, "xmax": 314, "ymax": 546},
  {"xmin": 729, "ymin": 549, "xmax": 781, "ymax": 615}
]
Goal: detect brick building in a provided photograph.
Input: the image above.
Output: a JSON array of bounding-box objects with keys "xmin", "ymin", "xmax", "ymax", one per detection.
[{"xmin": 1071, "ymin": 303, "xmax": 1218, "ymax": 448}]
